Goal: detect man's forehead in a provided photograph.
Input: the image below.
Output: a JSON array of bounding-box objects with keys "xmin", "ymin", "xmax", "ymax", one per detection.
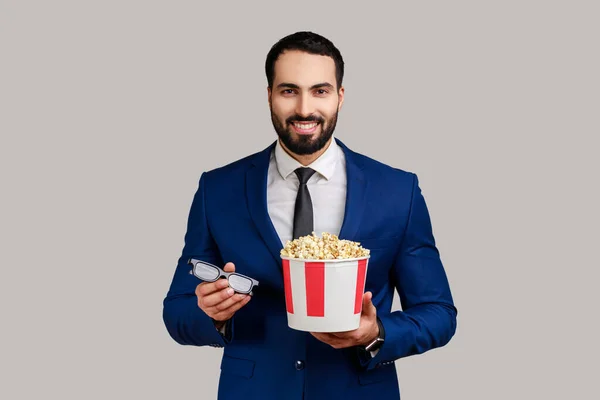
[{"xmin": 273, "ymin": 50, "xmax": 336, "ymax": 87}]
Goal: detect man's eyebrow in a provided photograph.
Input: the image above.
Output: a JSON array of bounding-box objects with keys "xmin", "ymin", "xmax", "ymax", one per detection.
[
  {"xmin": 276, "ymin": 82, "xmax": 335, "ymax": 90},
  {"xmin": 310, "ymin": 82, "xmax": 335, "ymax": 90}
]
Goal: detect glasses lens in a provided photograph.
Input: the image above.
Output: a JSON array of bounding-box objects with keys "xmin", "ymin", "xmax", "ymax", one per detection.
[
  {"xmin": 228, "ymin": 275, "xmax": 253, "ymax": 293},
  {"xmin": 193, "ymin": 263, "xmax": 220, "ymax": 281}
]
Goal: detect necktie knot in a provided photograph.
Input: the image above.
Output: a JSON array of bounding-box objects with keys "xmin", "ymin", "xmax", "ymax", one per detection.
[{"xmin": 295, "ymin": 167, "xmax": 316, "ymax": 185}]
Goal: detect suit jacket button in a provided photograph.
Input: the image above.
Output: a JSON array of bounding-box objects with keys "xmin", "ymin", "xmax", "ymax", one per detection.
[{"xmin": 295, "ymin": 360, "xmax": 305, "ymax": 370}]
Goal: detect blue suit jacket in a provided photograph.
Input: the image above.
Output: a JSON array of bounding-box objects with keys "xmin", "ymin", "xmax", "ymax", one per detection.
[{"xmin": 163, "ymin": 138, "xmax": 457, "ymax": 400}]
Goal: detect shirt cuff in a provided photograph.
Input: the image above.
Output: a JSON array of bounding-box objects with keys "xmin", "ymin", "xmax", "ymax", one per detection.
[{"xmin": 213, "ymin": 318, "xmax": 232, "ymax": 343}]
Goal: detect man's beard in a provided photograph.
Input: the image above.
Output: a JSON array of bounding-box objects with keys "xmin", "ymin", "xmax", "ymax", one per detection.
[{"xmin": 270, "ymin": 108, "xmax": 338, "ymax": 155}]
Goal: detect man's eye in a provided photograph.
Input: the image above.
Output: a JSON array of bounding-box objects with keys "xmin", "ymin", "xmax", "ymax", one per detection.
[
  {"xmin": 316, "ymin": 89, "xmax": 328, "ymax": 95},
  {"xmin": 282, "ymin": 89, "xmax": 295, "ymax": 95}
]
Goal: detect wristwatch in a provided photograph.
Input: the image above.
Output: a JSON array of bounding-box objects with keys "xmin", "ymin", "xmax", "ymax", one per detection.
[{"xmin": 364, "ymin": 317, "xmax": 385, "ymax": 352}]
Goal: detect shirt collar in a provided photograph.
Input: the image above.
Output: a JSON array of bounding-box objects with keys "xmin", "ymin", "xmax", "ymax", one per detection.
[{"xmin": 274, "ymin": 136, "xmax": 339, "ymax": 181}]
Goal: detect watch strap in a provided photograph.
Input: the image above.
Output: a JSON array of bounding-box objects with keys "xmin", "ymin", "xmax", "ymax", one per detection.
[{"xmin": 364, "ymin": 317, "xmax": 385, "ymax": 352}]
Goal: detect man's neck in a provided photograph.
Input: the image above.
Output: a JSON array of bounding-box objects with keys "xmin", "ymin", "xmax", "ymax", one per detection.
[{"xmin": 280, "ymin": 138, "xmax": 333, "ymax": 166}]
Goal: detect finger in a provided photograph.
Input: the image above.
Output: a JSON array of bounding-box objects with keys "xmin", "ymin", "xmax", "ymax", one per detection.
[
  {"xmin": 202, "ymin": 286, "xmax": 237, "ymax": 308},
  {"xmin": 211, "ymin": 293, "xmax": 248, "ymax": 312},
  {"xmin": 222, "ymin": 262, "xmax": 235, "ymax": 273},
  {"xmin": 196, "ymin": 278, "xmax": 230, "ymax": 297},
  {"xmin": 311, "ymin": 332, "xmax": 338, "ymax": 343},
  {"xmin": 330, "ymin": 330, "xmax": 355, "ymax": 339},
  {"xmin": 310, "ymin": 332, "xmax": 331, "ymax": 342},
  {"xmin": 330, "ymin": 328, "xmax": 364, "ymax": 344},
  {"xmin": 213, "ymin": 294, "xmax": 251, "ymax": 320},
  {"xmin": 311, "ymin": 332, "xmax": 347, "ymax": 349},
  {"xmin": 362, "ymin": 291, "xmax": 376, "ymax": 317}
]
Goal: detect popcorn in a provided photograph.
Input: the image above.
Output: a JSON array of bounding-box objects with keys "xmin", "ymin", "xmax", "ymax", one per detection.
[{"xmin": 280, "ymin": 232, "xmax": 370, "ymax": 260}]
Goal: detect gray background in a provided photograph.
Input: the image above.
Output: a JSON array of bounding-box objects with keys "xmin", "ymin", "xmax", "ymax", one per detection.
[{"xmin": 1, "ymin": 1, "xmax": 598, "ymax": 399}]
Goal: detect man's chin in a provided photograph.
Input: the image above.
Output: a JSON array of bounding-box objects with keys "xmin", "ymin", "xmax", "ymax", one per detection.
[
  {"xmin": 282, "ymin": 137, "xmax": 331, "ymax": 155},
  {"xmin": 283, "ymin": 129, "xmax": 318, "ymax": 144}
]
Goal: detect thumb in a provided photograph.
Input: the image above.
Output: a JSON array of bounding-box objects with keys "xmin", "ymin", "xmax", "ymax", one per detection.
[
  {"xmin": 362, "ymin": 291, "xmax": 376, "ymax": 316},
  {"xmin": 223, "ymin": 262, "xmax": 235, "ymax": 273}
]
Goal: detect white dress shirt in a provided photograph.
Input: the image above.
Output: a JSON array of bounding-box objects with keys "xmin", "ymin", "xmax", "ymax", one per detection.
[
  {"xmin": 265, "ymin": 137, "xmax": 380, "ymax": 357},
  {"xmin": 267, "ymin": 137, "xmax": 347, "ymax": 247}
]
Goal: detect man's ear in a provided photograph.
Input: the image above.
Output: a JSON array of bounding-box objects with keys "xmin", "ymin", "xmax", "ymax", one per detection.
[{"xmin": 337, "ymin": 86, "xmax": 345, "ymax": 111}]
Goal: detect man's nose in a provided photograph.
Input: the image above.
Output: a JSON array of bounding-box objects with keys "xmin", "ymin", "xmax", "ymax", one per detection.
[{"xmin": 295, "ymin": 93, "xmax": 313, "ymax": 118}]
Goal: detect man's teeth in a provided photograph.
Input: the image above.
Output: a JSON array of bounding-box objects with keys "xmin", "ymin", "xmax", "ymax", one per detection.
[{"xmin": 293, "ymin": 122, "xmax": 318, "ymax": 129}]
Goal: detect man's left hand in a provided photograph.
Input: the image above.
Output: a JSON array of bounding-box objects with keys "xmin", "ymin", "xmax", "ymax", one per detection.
[{"xmin": 310, "ymin": 291, "xmax": 379, "ymax": 349}]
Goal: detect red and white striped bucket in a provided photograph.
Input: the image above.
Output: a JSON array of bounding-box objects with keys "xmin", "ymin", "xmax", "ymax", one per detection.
[{"xmin": 280, "ymin": 256, "xmax": 370, "ymax": 332}]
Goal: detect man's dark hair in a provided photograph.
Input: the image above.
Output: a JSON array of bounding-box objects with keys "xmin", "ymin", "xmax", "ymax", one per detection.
[{"xmin": 265, "ymin": 31, "xmax": 344, "ymax": 90}]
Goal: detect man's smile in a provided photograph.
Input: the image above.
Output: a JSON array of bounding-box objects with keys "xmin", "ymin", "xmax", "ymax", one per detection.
[{"xmin": 291, "ymin": 121, "xmax": 320, "ymax": 134}]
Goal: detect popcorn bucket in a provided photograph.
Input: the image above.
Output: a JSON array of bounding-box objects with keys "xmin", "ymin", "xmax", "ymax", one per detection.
[{"xmin": 280, "ymin": 256, "xmax": 370, "ymax": 332}]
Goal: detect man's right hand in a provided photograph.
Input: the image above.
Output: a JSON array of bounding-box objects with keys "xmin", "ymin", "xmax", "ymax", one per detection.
[{"xmin": 195, "ymin": 262, "xmax": 251, "ymax": 328}]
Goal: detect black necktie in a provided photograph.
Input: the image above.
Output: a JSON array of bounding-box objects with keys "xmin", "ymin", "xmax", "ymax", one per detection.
[{"xmin": 293, "ymin": 167, "xmax": 317, "ymax": 239}]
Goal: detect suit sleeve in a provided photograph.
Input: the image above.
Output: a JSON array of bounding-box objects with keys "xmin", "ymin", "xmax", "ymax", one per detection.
[
  {"xmin": 162, "ymin": 172, "xmax": 232, "ymax": 347},
  {"xmin": 361, "ymin": 173, "xmax": 457, "ymax": 370}
]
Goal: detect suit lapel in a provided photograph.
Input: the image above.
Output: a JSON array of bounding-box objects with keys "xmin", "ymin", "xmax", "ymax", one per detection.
[
  {"xmin": 246, "ymin": 141, "xmax": 285, "ymax": 268},
  {"xmin": 336, "ymin": 138, "xmax": 368, "ymax": 242}
]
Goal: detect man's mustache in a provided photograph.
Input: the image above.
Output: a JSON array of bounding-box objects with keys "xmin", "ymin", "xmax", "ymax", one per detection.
[{"xmin": 286, "ymin": 115, "xmax": 324, "ymax": 124}]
